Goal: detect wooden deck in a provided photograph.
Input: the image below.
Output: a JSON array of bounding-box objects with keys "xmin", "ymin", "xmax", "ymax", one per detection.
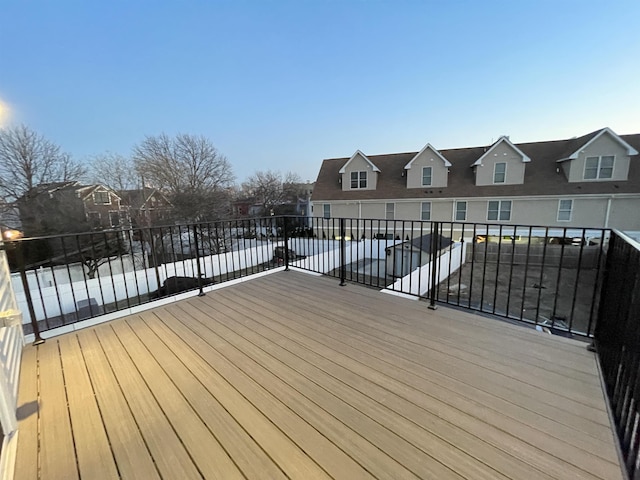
[{"xmin": 13, "ymin": 270, "xmax": 622, "ymax": 479}]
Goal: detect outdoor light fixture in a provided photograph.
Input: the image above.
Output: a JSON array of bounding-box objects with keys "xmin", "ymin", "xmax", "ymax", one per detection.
[
  {"xmin": 2, "ymin": 229, "xmax": 23, "ymax": 241},
  {"xmin": 0, "ymin": 229, "xmax": 24, "ymax": 250}
]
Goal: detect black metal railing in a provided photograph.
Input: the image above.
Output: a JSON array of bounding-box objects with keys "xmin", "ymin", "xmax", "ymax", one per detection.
[
  {"xmin": 293, "ymin": 217, "xmax": 607, "ymax": 337},
  {"xmin": 3, "ymin": 216, "xmax": 307, "ymax": 337},
  {"xmin": 3, "ymin": 215, "xmax": 609, "ymax": 340},
  {"xmin": 594, "ymin": 230, "xmax": 640, "ymax": 478}
]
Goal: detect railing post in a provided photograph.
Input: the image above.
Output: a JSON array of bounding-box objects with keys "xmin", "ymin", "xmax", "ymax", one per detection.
[
  {"xmin": 15, "ymin": 242, "xmax": 45, "ymax": 345},
  {"xmin": 148, "ymin": 228, "xmax": 162, "ymax": 295},
  {"xmin": 340, "ymin": 218, "xmax": 346, "ymax": 286},
  {"xmin": 283, "ymin": 216, "xmax": 290, "ymax": 271},
  {"xmin": 429, "ymin": 221, "xmax": 439, "ymax": 310},
  {"xmin": 193, "ymin": 224, "xmax": 205, "ymax": 296}
]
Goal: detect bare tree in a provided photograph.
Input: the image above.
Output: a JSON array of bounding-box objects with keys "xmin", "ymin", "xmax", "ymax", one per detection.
[
  {"xmin": 133, "ymin": 133, "xmax": 234, "ymax": 221},
  {"xmin": 90, "ymin": 152, "xmax": 139, "ymax": 191},
  {"xmin": 0, "ymin": 124, "xmax": 86, "ymax": 203},
  {"xmin": 242, "ymin": 170, "xmax": 302, "ymax": 216}
]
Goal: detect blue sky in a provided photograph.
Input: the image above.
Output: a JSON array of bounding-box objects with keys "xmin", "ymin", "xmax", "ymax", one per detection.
[{"xmin": 1, "ymin": 0, "xmax": 639, "ymax": 183}]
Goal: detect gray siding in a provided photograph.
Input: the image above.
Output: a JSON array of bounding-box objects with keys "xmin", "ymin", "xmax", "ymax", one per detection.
[
  {"xmin": 474, "ymin": 142, "xmax": 526, "ymax": 186},
  {"xmin": 340, "ymin": 153, "xmax": 378, "ymax": 191},
  {"xmin": 313, "ymin": 195, "xmax": 640, "ymax": 230},
  {"xmin": 405, "ymin": 147, "xmax": 448, "ymax": 188},
  {"xmin": 567, "ymin": 131, "xmax": 631, "ymax": 182}
]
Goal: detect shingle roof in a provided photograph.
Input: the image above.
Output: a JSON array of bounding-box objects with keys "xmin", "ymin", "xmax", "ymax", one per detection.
[
  {"xmin": 312, "ymin": 132, "xmax": 640, "ymax": 201},
  {"xmin": 404, "ymin": 233, "xmax": 453, "ymax": 253}
]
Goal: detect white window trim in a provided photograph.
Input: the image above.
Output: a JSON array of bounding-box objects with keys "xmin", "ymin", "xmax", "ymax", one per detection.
[
  {"xmin": 93, "ymin": 191, "xmax": 112, "ymax": 205},
  {"xmin": 487, "ymin": 200, "xmax": 512, "ymax": 222},
  {"xmin": 350, "ymin": 171, "xmax": 368, "ymax": 189},
  {"xmin": 583, "ymin": 155, "xmax": 615, "ymax": 180},
  {"xmin": 385, "ymin": 202, "xmax": 395, "ymax": 220},
  {"xmin": 323, "ymin": 204, "xmax": 331, "ymax": 219},
  {"xmin": 108, "ymin": 210, "xmax": 122, "ymax": 227},
  {"xmin": 455, "ymin": 201, "xmax": 467, "ymax": 222},
  {"xmin": 493, "ymin": 162, "xmax": 507, "ymax": 184},
  {"xmin": 420, "ymin": 201, "xmax": 431, "ymax": 221},
  {"xmin": 557, "ymin": 199, "xmax": 573, "ymax": 222},
  {"xmin": 421, "ymin": 166, "xmax": 433, "ymax": 187}
]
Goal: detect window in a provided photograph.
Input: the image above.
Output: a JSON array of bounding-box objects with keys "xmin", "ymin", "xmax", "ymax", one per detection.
[
  {"xmin": 385, "ymin": 202, "xmax": 395, "ymax": 220},
  {"xmin": 455, "ymin": 201, "xmax": 467, "ymax": 221},
  {"xmin": 421, "ymin": 202, "xmax": 431, "ymax": 221},
  {"xmin": 422, "ymin": 167, "xmax": 432, "ymax": 186},
  {"xmin": 109, "ymin": 211, "xmax": 121, "ymax": 227},
  {"xmin": 350, "ymin": 171, "xmax": 367, "ymax": 189},
  {"xmin": 487, "ymin": 200, "xmax": 512, "ymax": 221},
  {"xmin": 87, "ymin": 212, "xmax": 101, "ymax": 227},
  {"xmin": 93, "ymin": 191, "xmax": 110, "ymax": 205},
  {"xmin": 323, "ymin": 204, "xmax": 331, "ymax": 219},
  {"xmin": 584, "ymin": 155, "xmax": 614, "ymax": 179},
  {"xmin": 558, "ymin": 199, "xmax": 573, "ymax": 222},
  {"xmin": 493, "ymin": 162, "xmax": 506, "ymax": 183}
]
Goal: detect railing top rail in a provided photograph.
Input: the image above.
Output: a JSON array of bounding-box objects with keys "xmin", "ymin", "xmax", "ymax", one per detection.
[
  {"xmin": 610, "ymin": 228, "xmax": 640, "ymax": 252},
  {"xmin": 1, "ymin": 215, "xmax": 288, "ymax": 243}
]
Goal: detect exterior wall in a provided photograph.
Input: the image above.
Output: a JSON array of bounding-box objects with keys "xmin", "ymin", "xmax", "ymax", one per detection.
[
  {"xmin": 608, "ymin": 197, "xmax": 640, "ymax": 230},
  {"xmin": 405, "ymin": 147, "xmax": 448, "ymax": 188},
  {"xmin": 312, "ymin": 195, "xmax": 640, "ymax": 230},
  {"xmin": 340, "ymin": 154, "xmax": 378, "ymax": 191},
  {"xmin": 361, "ymin": 202, "xmax": 384, "ymax": 219},
  {"xmin": 567, "ymin": 131, "xmax": 631, "ymax": 183},
  {"xmin": 474, "ymin": 142, "xmax": 526, "ymax": 186}
]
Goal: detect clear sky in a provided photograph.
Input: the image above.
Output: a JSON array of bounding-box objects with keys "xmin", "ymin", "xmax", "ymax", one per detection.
[{"xmin": 1, "ymin": 0, "xmax": 639, "ymax": 183}]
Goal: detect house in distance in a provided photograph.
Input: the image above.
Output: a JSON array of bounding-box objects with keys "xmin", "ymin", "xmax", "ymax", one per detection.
[{"xmin": 312, "ymin": 127, "xmax": 640, "ymax": 239}]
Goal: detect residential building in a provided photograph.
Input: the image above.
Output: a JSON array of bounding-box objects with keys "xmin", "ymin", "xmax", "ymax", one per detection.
[
  {"xmin": 18, "ymin": 182, "xmax": 130, "ymax": 235},
  {"xmin": 312, "ymin": 128, "xmax": 640, "ymax": 234},
  {"xmin": 118, "ymin": 188, "xmax": 172, "ymax": 227}
]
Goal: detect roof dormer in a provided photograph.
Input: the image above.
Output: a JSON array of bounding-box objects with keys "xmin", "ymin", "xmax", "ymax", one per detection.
[
  {"xmin": 472, "ymin": 136, "xmax": 530, "ymax": 186},
  {"xmin": 556, "ymin": 128, "xmax": 638, "ymax": 183},
  {"xmin": 404, "ymin": 143, "xmax": 451, "ymax": 188},
  {"xmin": 339, "ymin": 150, "xmax": 380, "ymax": 191}
]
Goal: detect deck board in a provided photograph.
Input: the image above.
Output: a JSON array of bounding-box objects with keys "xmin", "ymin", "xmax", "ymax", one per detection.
[
  {"xmin": 127, "ymin": 312, "xmax": 290, "ymax": 480},
  {"xmin": 95, "ymin": 323, "xmax": 203, "ymax": 479},
  {"xmin": 38, "ymin": 339, "xmax": 78, "ymax": 480},
  {"xmin": 201, "ymin": 288, "xmax": 618, "ymax": 480},
  {"xmin": 57, "ymin": 334, "xmax": 119, "ymax": 480},
  {"xmin": 150, "ymin": 308, "xmax": 371, "ymax": 480},
  {"xmin": 252, "ymin": 276, "xmax": 614, "ymax": 434},
  {"xmin": 15, "ymin": 270, "xmax": 623, "ymax": 479},
  {"xmin": 76, "ymin": 328, "xmax": 161, "ymax": 480},
  {"xmin": 14, "ymin": 343, "xmax": 38, "ymax": 480}
]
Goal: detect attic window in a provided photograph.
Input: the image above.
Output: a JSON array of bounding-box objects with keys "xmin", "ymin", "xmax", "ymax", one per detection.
[
  {"xmin": 422, "ymin": 167, "xmax": 432, "ymax": 186},
  {"xmin": 93, "ymin": 191, "xmax": 111, "ymax": 205},
  {"xmin": 350, "ymin": 171, "xmax": 367, "ymax": 189},
  {"xmin": 493, "ymin": 163, "xmax": 506, "ymax": 183},
  {"xmin": 584, "ymin": 156, "xmax": 614, "ymax": 180}
]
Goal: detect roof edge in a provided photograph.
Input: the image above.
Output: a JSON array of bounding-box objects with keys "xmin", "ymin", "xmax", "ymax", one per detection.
[
  {"xmin": 338, "ymin": 150, "xmax": 381, "ymax": 174},
  {"xmin": 404, "ymin": 143, "xmax": 452, "ymax": 169},
  {"xmin": 471, "ymin": 136, "xmax": 531, "ymax": 167}
]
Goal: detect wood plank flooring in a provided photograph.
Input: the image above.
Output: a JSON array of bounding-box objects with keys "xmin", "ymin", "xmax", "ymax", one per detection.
[{"xmin": 13, "ymin": 270, "xmax": 622, "ymax": 479}]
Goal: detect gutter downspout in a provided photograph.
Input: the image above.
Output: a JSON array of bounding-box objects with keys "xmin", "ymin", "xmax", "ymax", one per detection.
[
  {"xmin": 357, "ymin": 201, "xmax": 362, "ymax": 240},
  {"xmin": 604, "ymin": 195, "xmax": 613, "ymax": 229}
]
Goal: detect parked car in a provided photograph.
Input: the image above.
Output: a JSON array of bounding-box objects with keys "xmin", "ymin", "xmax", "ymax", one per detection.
[
  {"xmin": 76, "ymin": 298, "xmax": 104, "ymax": 320},
  {"xmin": 149, "ymin": 275, "xmax": 214, "ymax": 298}
]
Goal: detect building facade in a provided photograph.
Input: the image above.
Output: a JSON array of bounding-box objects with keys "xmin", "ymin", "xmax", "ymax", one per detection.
[
  {"xmin": 312, "ymin": 128, "xmax": 640, "ymax": 234},
  {"xmin": 18, "ymin": 182, "xmax": 130, "ymax": 235}
]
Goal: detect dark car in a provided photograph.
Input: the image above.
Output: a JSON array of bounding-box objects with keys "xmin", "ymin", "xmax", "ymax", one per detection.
[{"xmin": 149, "ymin": 276, "xmax": 214, "ymax": 298}]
